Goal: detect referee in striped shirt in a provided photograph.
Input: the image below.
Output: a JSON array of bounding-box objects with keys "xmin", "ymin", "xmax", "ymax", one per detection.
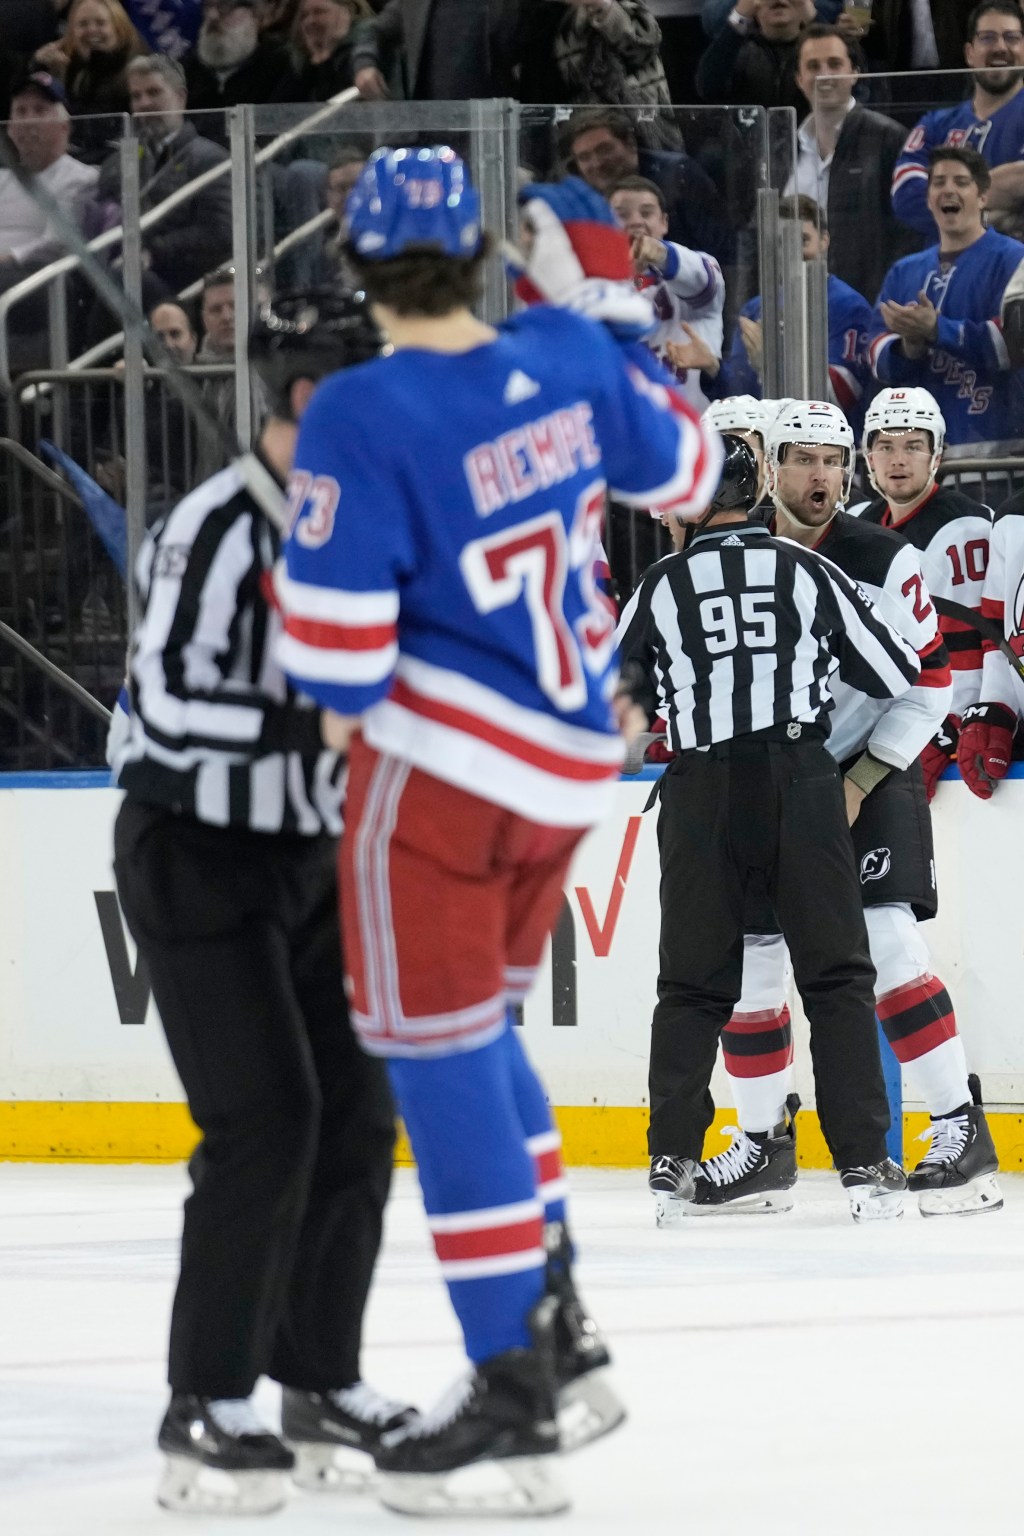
[
  {"xmin": 110, "ymin": 292, "xmax": 408, "ymax": 1512},
  {"xmin": 618, "ymin": 424, "xmax": 921, "ymax": 1221}
]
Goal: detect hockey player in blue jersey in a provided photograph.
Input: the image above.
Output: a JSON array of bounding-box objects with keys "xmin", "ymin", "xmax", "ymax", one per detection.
[
  {"xmin": 869, "ymin": 145, "xmax": 1024, "ymax": 452},
  {"xmin": 891, "ymin": 2, "xmax": 1024, "ymax": 239},
  {"xmin": 275, "ymin": 149, "xmax": 722, "ymax": 1517},
  {"xmin": 703, "ymin": 197, "xmax": 874, "ymax": 438}
]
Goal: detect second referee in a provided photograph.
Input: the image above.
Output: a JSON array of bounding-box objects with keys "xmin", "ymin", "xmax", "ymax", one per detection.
[{"xmin": 617, "ymin": 421, "xmax": 922, "ymax": 1224}]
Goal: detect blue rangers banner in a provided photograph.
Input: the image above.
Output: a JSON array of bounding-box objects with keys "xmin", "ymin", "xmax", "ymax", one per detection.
[{"xmin": 126, "ymin": 0, "xmax": 202, "ymax": 59}]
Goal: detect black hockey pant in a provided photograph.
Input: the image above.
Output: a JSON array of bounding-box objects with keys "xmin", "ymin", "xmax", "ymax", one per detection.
[
  {"xmin": 114, "ymin": 799, "xmax": 396, "ymax": 1398},
  {"xmin": 647, "ymin": 729, "xmax": 890, "ymax": 1170}
]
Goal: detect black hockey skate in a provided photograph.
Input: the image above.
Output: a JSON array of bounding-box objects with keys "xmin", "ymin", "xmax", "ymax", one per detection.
[
  {"xmin": 683, "ymin": 1094, "xmax": 801, "ymax": 1215},
  {"xmin": 544, "ymin": 1220, "xmax": 626, "ymax": 1452},
  {"xmin": 839, "ymin": 1158, "xmax": 907, "ymax": 1222},
  {"xmin": 374, "ymin": 1296, "xmax": 568, "ymax": 1517},
  {"xmin": 156, "ymin": 1394, "xmax": 295, "ymax": 1515},
  {"xmin": 281, "ymin": 1382, "xmax": 417, "ymax": 1491},
  {"xmin": 648, "ymin": 1154, "xmax": 697, "ymax": 1227},
  {"xmin": 909, "ymin": 1074, "xmax": 1002, "ymax": 1217}
]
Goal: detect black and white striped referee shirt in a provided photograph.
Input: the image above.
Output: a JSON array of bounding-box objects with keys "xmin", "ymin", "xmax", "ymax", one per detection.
[
  {"xmin": 616, "ymin": 520, "xmax": 921, "ymax": 751},
  {"xmin": 113, "ymin": 464, "xmax": 345, "ymax": 835}
]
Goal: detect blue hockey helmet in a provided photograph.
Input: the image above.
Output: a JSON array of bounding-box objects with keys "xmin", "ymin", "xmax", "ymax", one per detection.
[{"xmin": 346, "ymin": 146, "xmax": 483, "ymax": 261}]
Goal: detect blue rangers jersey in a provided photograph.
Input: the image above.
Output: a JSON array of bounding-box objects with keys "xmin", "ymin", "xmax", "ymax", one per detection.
[
  {"xmin": 892, "ymin": 91, "xmax": 1024, "ymax": 238},
  {"xmin": 277, "ymin": 306, "xmax": 721, "ymax": 829},
  {"xmin": 713, "ymin": 274, "xmax": 874, "ymax": 437},
  {"xmin": 868, "ymin": 229, "xmax": 1024, "ymax": 449}
]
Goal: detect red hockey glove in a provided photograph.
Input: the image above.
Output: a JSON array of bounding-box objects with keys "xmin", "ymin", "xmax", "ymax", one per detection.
[
  {"xmin": 507, "ymin": 178, "xmax": 655, "ymax": 339},
  {"xmin": 957, "ymin": 703, "xmax": 1017, "ymax": 800},
  {"xmin": 919, "ymin": 715, "xmax": 959, "ymax": 801}
]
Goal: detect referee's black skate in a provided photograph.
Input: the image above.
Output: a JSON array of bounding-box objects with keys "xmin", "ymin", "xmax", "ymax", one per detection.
[
  {"xmin": 648, "ymin": 1154, "xmax": 697, "ymax": 1227},
  {"xmin": 683, "ymin": 1094, "xmax": 800, "ymax": 1215},
  {"xmin": 544, "ymin": 1220, "xmax": 625, "ymax": 1452},
  {"xmin": 839, "ymin": 1158, "xmax": 907, "ymax": 1222},
  {"xmin": 374, "ymin": 1296, "xmax": 568, "ymax": 1517},
  {"xmin": 156, "ymin": 1394, "xmax": 294, "ymax": 1515},
  {"xmin": 909, "ymin": 1074, "xmax": 1002, "ymax": 1217},
  {"xmin": 281, "ymin": 1382, "xmax": 417, "ymax": 1490}
]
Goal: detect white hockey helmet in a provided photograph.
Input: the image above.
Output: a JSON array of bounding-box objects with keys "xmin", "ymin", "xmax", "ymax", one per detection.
[
  {"xmin": 766, "ymin": 398, "xmax": 855, "ymax": 506},
  {"xmin": 862, "ymin": 387, "xmax": 945, "ymax": 488},
  {"xmin": 702, "ymin": 394, "xmax": 774, "ymax": 445}
]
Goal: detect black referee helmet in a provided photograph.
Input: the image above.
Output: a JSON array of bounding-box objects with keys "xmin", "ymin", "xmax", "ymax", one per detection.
[
  {"xmin": 709, "ymin": 433, "xmax": 760, "ymax": 515},
  {"xmin": 249, "ymin": 287, "xmax": 387, "ymax": 419}
]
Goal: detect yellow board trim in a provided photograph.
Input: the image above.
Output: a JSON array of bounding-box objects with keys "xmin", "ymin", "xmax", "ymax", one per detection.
[{"xmin": 2, "ymin": 1101, "xmax": 1024, "ymax": 1171}]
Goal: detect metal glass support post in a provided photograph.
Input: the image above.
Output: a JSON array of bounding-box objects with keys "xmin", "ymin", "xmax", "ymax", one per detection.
[
  {"xmin": 470, "ymin": 97, "xmax": 515, "ymax": 325},
  {"xmin": 756, "ymin": 189, "xmax": 783, "ymax": 399},
  {"xmin": 778, "ymin": 214, "xmax": 807, "ymax": 400},
  {"xmin": 45, "ymin": 275, "xmax": 70, "ymax": 451},
  {"xmin": 804, "ymin": 256, "xmax": 830, "ymax": 403},
  {"xmin": 229, "ymin": 106, "xmax": 258, "ymax": 451},
  {"xmin": 120, "ymin": 131, "xmax": 147, "ymax": 636}
]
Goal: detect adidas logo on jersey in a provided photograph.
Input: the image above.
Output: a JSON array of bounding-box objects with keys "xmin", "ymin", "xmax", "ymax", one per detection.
[
  {"xmin": 503, "ymin": 369, "xmax": 540, "ymax": 405},
  {"xmin": 721, "ymin": 535, "xmax": 743, "ymax": 546}
]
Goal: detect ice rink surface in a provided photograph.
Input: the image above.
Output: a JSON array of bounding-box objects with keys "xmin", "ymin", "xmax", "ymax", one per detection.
[{"xmin": 2, "ymin": 1162, "xmax": 1023, "ymax": 1536}]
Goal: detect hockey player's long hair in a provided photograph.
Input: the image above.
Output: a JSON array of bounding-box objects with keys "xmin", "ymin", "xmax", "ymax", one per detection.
[{"xmin": 345, "ymin": 235, "xmax": 494, "ymax": 318}]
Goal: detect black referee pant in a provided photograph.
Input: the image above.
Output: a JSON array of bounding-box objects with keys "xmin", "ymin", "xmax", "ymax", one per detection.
[
  {"xmin": 648, "ymin": 725, "xmax": 890, "ymax": 1171},
  {"xmin": 114, "ymin": 798, "xmax": 396, "ymax": 1399}
]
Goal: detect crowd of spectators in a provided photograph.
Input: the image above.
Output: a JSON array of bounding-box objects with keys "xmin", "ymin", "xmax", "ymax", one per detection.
[{"xmin": 1, "ymin": 0, "xmax": 1024, "ymax": 469}]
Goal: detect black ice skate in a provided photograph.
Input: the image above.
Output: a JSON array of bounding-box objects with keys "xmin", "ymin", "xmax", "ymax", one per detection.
[
  {"xmin": 683, "ymin": 1094, "xmax": 801, "ymax": 1216},
  {"xmin": 156, "ymin": 1394, "xmax": 295, "ymax": 1515},
  {"xmin": 839, "ymin": 1158, "xmax": 907, "ymax": 1222},
  {"xmin": 648, "ymin": 1154, "xmax": 697, "ymax": 1227},
  {"xmin": 374, "ymin": 1296, "xmax": 568, "ymax": 1517},
  {"xmin": 909, "ymin": 1074, "xmax": 1002, "ymax": 1217},
  {"xmin": 544, "ymin": 1220, "xmax": 626, "ymax": 1452},
  {"xmin": 281, "ymin": 1381, "xmax": 417, "ymax": 1491}
]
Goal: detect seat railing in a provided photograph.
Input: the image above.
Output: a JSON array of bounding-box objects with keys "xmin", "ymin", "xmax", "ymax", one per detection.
[{"xmin": 0, "ymin": 86, "xmax": 360, "ymax": 392}]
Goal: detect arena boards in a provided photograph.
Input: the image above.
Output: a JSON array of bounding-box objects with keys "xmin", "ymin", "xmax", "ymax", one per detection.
[{"xmin": 2, "ymin": 771, "xmax": 1023, "ymax": 1170}]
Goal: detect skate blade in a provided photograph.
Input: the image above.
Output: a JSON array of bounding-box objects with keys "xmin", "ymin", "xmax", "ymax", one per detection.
[
  {"xmin": 653, "ymin": 1191, "xmax": 692, "ymax": 1228},
  {"xmin": 558, "ymin": 1368, "xmax": 626, "ymax": 1453},
  {"xmin": 157, "ymin": 1454, "xmax": 289, "ymax": 1515},
  {"xmin": 918, "ymin": 1172, "xmax": 1003, "ymax": 1218},
  {"xmin": 676, "ymin": 1189, "xmax": 795, "ymax": 1217},
  {"xmin": 378, "ymin": 1456, "xmax": 570, "ymax": 1518},
  {"xmin": 848, "ymin": 1189, "xmax": 904, "ymax": 1223},
  {"xmin": 289, "ymin": 1439, "xmax": 375, "ymax": 1492}
]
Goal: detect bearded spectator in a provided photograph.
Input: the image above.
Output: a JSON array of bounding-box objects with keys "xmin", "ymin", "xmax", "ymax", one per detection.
[{"xmin": 183, "ymin": 0, "xmax": 286, "ymax": 143}]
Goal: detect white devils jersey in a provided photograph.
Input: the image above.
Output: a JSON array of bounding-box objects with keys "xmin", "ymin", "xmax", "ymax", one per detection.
[
  {"xmin": 807, "ymin": 513, "xmax": 952, "ymax": 767},
  {"xmin": 859, "ymin": 484, "xmax": 993, "ymax": 716},
  {"xmin": 978, "ymin": 490, "xmax": 1024, "ymax": 717},
  {"xmin": 638, "ymin": 242, "xmax": 725, "ymax": 414}
]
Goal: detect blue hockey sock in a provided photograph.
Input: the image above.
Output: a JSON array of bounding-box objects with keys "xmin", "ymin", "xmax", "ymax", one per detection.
[
  {"xmin": 503, "ymin": 1023, "xmax": 570, "ymax": 1228},
  {"xmin": 388, "ymin": 1031, "xmax": 546, "ymax": 1364}
]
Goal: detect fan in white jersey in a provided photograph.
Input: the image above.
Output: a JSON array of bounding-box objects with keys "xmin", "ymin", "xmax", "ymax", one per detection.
[
  {"xmin": 859, "ymin": 387, "xmax": 993, "ymax": 799},
  {"xmin": 956, "ymin": 482, "xmax": 1024, "ymax": 798},
  {"xmin": 609, "ymin": 175, "xmax": 725, "ymax": 414},
  {"xmin": 681, "ymin": 396, "xmax": 1002, "ymax": 1221}
]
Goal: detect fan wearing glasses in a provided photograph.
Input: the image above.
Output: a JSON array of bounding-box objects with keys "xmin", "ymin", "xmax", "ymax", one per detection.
[{"xmin": 891, "ymin": 1, "xmax": 1024, "ymax": 239}]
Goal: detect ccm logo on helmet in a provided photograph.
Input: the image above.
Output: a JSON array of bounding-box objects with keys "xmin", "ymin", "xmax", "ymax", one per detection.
[{"xmin": 859, "ymin": 847, "xmax": 892, "ymax": 883}]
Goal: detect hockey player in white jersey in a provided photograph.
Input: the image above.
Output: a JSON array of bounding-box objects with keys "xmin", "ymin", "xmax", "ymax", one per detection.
[
  {"xmin": 683, "ymin": 400, "xmax": 1001, "ymax": 1220},
  {"xmin": 956, "ymin": 483, "xmax": 1024, "ymax": 796},
  {"xmin": 858, "ymin": 387, "xmax": 993, "ymax": 798},
  {"xmin": 610, "ymin": 176, "xmax": 725, "ymax": 413}
]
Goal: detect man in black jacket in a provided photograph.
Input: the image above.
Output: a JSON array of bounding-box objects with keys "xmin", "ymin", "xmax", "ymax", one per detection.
[
  {"xmin": 788, "ymin": 23, "xmax": 921, "ymax": 301},
  {"xmin": 97, "ymin": 55, "xmax": 232, "ymax": 295},
  {"xmin": 351, "ymin": 0, "xmax": 527, "ymax": 99},
  {"xmin": 696, "ymin": 0, "xmax": 811, "ymax": 109}
]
